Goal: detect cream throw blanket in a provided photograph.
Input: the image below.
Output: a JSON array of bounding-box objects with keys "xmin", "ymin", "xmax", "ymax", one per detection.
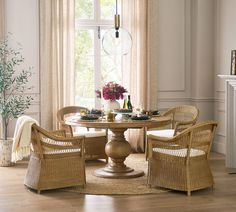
[{"xmin": 11, "ymin": 115, "xmax": 39, "ymax": 162}]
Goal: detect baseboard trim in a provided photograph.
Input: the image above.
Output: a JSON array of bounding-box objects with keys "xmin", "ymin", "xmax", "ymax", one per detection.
[{"xmin": 212, "ymin": 139, "xmax": 225, "ymax": 155}]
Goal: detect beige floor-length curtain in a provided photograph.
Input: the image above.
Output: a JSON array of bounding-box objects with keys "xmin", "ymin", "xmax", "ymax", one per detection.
[
  {"xmin": 40, "ymin": 0, "xmax": 75, "ymax": 130},
  {"xmin": 0, "ymin": 0, "xmax": 5, "ymax": 40},
  {"xmin": 122, "ymin": 0, "xmax": 158, "ymax": 152},
  {"xmin": 0, "ymin": 0, "xmax": 5, "ymax": 138}
]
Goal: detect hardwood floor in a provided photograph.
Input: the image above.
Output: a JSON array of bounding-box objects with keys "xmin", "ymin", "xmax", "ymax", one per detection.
[{"xmin": 0, "ymin": 152, "xmax": 236, "ymax": 212}]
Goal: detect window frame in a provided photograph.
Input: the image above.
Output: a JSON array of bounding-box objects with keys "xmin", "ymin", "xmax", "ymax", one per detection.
[{"xmin": 75, "ymin": 0, "xmax": 121, "ymax": 109}]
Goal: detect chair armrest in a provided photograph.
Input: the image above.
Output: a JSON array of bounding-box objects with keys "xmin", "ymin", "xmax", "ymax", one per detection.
[
  {"xmin": 147, "ymin": 134, "xmax": 176, "ymax": 143},
  {"xmin": 174, "ymin": 121, "xmax": 195, "ymax": 135},
  {"xmin": 147, "ymin": 116, "xmax": 172, "ymax": 131},
  {"xmin": 176, "ymin": 120, "xmax": 195, "ymax": 126},
  {"xmin": 51, "ymin": 129, "xmax": 67, "ymax": 137},
  {"xmin": 147, "ymin": 130, "xmax": 191, "ymax": 159},
  {"xmin": 34, "ymin": 123, "xmax": 84, "ymax": 143},
  {"xmin": 48, "ymin": 133, "xmax": 85, "ymax": 143},
  {"xmin": 58, "ymin": 121, "xmax": 73, "ymax": 136}
]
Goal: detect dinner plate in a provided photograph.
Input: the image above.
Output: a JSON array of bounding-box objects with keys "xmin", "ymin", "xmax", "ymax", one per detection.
[
  {"xmin": 90, "ymin": 109, "xmax": 102, "ymax": 115},
  {"xmin": 113, "ymin": 109, "xmax": 133, "ymax": 113},
  {"xmin": 131, "ymin": 115, "xmax": 150, "ymax": 120},
  {"xmin": 80, "ymin": 114, "xmax": 99, "ymax": 120}
]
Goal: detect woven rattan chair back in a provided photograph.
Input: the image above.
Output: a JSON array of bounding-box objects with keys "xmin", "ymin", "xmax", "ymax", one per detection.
[
  {"xmin": 163, "ymin": 105, "xmax": 199, "ymax": 134},
  {"xmin": 24, "ymin": 124, "xmax": 86, "ymax": 193},
  {"xmin": 147, "ymin": 120, "xmax": 217, "ymax": 196},
  {"xmin": 57, "ymin": 106, "xmax": 89, "ymax": 122},
  {"xmin": 57, "ymin": 106, "xmax": 108, "ymax": 162},
  {"xmin": 57, "ymin": 106, "xmax": 89, "ymax": 136}
]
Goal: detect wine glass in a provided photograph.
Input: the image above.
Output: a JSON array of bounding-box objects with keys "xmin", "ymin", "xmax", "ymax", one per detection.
[
  {"xmin": 134, "ymin": 101, "xmax": 144, "ymax": 117},
  {"xmin": 100, "ymin": 103, "xmax": 106, "ymax": 120}
]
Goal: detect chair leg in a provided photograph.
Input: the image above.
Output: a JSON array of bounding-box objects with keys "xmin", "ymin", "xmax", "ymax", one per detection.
[
  {"xmin": 186, "ymin": 166, "xmax": 191, "ymax": 196},
  {"xmin": 147, "ymin": 169, "xmax": 152, "ymax": 188},
  {"xmin": 146, "ymin": 179, "xmax": 152, "ymax": 188},
  {"xmin": 211, "ymin": 184, "xmax": 214, "ymax": 192},
  {"xmin": 144, "ymin": 128, "xmax": 148, "ymax": 161},
  {"xmin": 84, "ymin": 172, "xmax": 86, "ymax": 185}
]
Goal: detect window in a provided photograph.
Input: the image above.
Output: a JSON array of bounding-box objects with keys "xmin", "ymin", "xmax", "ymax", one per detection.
[{"xmin": 75, "ymin": 0, "xmax": 122, "ymax": 109}]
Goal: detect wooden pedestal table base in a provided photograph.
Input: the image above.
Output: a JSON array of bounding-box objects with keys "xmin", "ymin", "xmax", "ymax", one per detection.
[{"xmin": 94, "ymin": 128, "xmax": 144, "ymax": 179}]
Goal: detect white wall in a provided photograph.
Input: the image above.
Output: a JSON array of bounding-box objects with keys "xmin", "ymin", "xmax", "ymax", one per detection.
[
  {"xmin": 190, "ymin": 0, "xmax": 215, "ymax": 121},
  {"xmin": 5, "ymin": 0, "xmax": 39, "ymax": 136},
  {"xmin": 157, "ymin": 0, "xmax": 215, "ymax": 121},
  {"xmin": 157, "ymin": 0, "xmax": 191, "ymax": 109},
  {"xmin": 214, "ymin": 0, "xmax": 236, "ymax": 154}
]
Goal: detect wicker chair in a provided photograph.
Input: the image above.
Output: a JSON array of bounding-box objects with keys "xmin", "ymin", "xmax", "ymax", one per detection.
[
  {"xmin": 57, "ymin": 106, "xmax": 108, "ymax": 162},
  {"xmin": 147, "ymin": 120, "xmax": 217, "ymax": 196},
  {"xmin": 24, "ymin": 124, "xmax": 86, "ymax": 193},
  {"xmin": 148, "ymin": 105, "xmax": 199, "ymax": 136},
  {"xmin": 145, "ymin": 105, "xmax": 199, "ymax": 159}
]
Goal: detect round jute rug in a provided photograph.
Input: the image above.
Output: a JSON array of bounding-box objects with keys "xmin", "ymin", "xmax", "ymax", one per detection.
[{"xmin": 62, "ymin": 154, "xmax": 168, "ymax": 195}]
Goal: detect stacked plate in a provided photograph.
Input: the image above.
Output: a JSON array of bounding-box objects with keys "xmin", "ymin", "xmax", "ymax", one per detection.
[
  {"xmin": 131, "ymin": 114, "xmax": 150, "ymax": 120},
  {"xmin": 80, "ymin": 114, "xmax": 100, "ymax": 120}
]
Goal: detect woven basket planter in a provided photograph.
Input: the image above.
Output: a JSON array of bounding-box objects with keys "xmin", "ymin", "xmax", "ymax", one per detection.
[{"xmin": 0, "ymin": 139, "xmax": 13, "ymax": 167}]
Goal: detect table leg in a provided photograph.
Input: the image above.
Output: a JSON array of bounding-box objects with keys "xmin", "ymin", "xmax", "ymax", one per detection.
[{"xmin": 94, "ymin": 128, "xmax": 144, "ymax": 179}]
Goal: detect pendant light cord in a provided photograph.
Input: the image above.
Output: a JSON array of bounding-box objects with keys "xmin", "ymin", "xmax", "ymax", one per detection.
[{"xmin": 116, "ymin": 0, "xmax": 118, "ymax": 15}]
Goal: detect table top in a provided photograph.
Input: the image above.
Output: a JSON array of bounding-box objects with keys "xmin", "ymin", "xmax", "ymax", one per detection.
[{"xmin": 66, "ymin": 116, "xmax": 171, "ymax": 129}]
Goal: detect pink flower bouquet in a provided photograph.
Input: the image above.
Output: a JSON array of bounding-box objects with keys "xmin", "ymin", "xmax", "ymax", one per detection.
[{"xmin": 96, "ymin": 81, "xmax": 127, "ymax": 101}]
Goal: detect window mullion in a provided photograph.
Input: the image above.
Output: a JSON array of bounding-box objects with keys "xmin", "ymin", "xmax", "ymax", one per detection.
[
  {"xmin": 94, "ymin": 0, "xmax": 100, "ymax": 22},
  {"xmin": 94, "ymin": 27, "xmax": 102, "ymax": 109}
]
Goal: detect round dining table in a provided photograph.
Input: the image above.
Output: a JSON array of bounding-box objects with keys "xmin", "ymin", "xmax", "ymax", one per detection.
[{"xmin": 66, "ymin": 116, "xmax": 170, "ymax": 179}]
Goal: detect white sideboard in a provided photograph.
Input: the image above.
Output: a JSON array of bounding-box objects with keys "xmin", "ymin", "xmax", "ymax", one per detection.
[{"xmin": 218, "ymin": 75, "xmax": 236, "ymax": 173}]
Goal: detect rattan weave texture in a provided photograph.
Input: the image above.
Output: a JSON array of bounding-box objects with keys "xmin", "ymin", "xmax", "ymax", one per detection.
[
  {"xmin": 147, "ymin": 121, "xmax": 217, "ymax": 196},
  {"xmin": 24, "ymin": 124, "xmax": 86, "ymax": 193}
]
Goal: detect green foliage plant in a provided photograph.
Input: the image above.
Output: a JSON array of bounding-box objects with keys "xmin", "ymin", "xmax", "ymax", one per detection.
[{"xmin": 0, "ymin": 38, "xmax": 33, "ymax": 140}]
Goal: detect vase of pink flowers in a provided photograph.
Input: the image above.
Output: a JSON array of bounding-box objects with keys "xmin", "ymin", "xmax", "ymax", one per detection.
[{"xmin": 96, "ymin": 81, "xmax": 127, "ymax": 111}]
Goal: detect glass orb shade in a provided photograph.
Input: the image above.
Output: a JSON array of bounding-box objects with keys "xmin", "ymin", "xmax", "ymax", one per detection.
[{"xmin": 102, "ymin": 28, "xmax": 132, "ymax": 55}]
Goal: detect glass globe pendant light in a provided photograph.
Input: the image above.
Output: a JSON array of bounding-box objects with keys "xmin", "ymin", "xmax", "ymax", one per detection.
[{"xmin": 102, "ymin": 0, "xmax": 132, "ymax": 55}]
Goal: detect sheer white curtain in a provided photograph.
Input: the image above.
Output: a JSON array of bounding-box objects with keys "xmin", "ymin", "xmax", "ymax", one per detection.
[
  {"xmin": 39, "ymin": 0, "xmax": 75, "ymax": 130},
  {"xmin": 0, "ymin": 0, "xmax": 5, "ymax": 40},
  {"xmin": 122, "ymin": 0, "xmax": 159, "ymax": 152}
]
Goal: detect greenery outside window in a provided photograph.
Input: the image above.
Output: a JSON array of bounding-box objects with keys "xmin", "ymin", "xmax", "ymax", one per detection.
[{"xmin": 75, "ymin": 0, "xmax": 122, "ymax": 109}]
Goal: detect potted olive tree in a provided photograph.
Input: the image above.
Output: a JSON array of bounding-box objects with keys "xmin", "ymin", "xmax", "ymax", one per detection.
[{"xmin": 0, "ymin": 38, "xmax": 33, "ymax": 166}]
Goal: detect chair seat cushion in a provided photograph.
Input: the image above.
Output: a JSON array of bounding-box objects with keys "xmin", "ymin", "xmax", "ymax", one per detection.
[
  {"xmin": 44, "ymin": 149, "xmax": 81, "ymax": 155},
  {"xmin": 153, "ymin": 148, "xmax": 205, "ymax": 157},
  {"xmin": 147, "ymin": 129, "xmax": 175, "ymax": 138},
  {"xmin": 74, "ymin": 130, "xmax": 106, "ymax": 138}
]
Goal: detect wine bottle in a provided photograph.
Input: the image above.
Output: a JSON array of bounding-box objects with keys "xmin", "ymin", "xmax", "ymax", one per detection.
[
  {"xmin": 123, "ymin": 95, "xmax": 128, "ymax": 109},
  {"xmin": 127, "ymin": 95, "xmax": 132, "ymax": 110}
]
